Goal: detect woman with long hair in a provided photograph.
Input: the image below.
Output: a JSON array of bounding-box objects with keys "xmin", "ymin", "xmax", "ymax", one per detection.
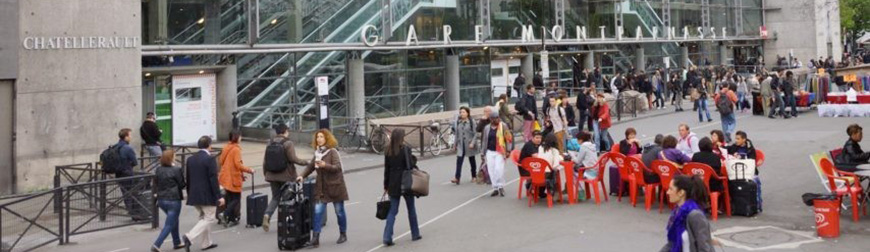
[
  {"xmin": 708, "ymin": 130, "xmax": 728, "ymax": 160},
  {"xmin": 661, "ymin": 175, "xmax": 714, "ymax": 252},
  {"xmin": 452, "ymin": 107, "xmax": 478, "ymax": 185},
  {"xmin": 382, "ymin": 129, "xmax": 422, "ymax": 246},
  {"xmin": 217, "ymin": 129, "xmax": 254, "ymax": 226},
  {"xmin": 151, "ymin": 150, "xmax": 185, "ymax": 252},
  {"xmin": 298, "ymin": 129, "xmax": 349, "ymax": 247},
  {"xmin": 697, "ymin": 78, "xmax": 713, "ymax": 123}
]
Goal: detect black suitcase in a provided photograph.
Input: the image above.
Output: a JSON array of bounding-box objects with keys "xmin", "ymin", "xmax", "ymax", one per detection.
[
  {"xmin": 246, "ymin": 174, "xmax": 268, "ymax": 228},
  {"xmin": 302, "ymin": 178, "xmax": 326, "ymax": 227},
  {"xmin": 278, "ymin": 183, "xmax": 311, "ymax": 251},
  {"xmin": 728, "ymin": 164, "xmax": 759, "ymax": 217}
]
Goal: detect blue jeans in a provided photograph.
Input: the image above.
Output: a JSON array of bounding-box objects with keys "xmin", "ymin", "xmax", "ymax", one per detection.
[
  {"xmin": 455, "ymin": 155, "xmax": 477, "ymax": 180},
  {"xmin": 599, "ymin": 127, "xmax": 613, "ymax": 152},
  {"xmin": 313, "ymin": 201, "xmax": 346, "ymax": 233},
  {"xmin": 785, "ymin": 92, "xmax": 797, "ymax": 116},
  {"xmin": 592, "ymin": 122, "xmax": 601, "ymax": 151},
  {"xmin": 383, "ymin": 194, "xmax": 420, "ymax": 243},
  {"xmin": 720, "ymin": 113, "xmax": 736, "ymax": 142},
  {"xmin": 153, "ymin": 199, "xmax": 182, "ymax": 248},
  {"xmin": 697, "ymin": 98, "xmax": 712, "ymax": 122},
  {"xmin": 737, "ymin": 91, "xmax": 746, "ymax": 111}
]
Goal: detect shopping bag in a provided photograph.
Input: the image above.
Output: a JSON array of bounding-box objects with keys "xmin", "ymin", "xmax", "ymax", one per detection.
[
  {"xmin": 376, "ymin": 193, "xmax": 390, "ymax": 220},
  {"xmin": 533, "ymin": 121, "xmax": 542, "ymax": 131},
  {"xmin": 725, "ymin": 159, "xmax": 757, "ymax": 181}
]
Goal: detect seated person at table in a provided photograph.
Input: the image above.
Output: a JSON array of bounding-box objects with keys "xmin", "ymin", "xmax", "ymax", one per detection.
[
  {"xmin": 519, "ymin": 130, "xmax": 543, "ymax": 177},
  {"xmin": 617, "ymin": 127, "xmax": 644, "ymax": 156},
  {"xmin": 692, "ymin": 137, "xmax": 725, "ymax": 192},
  {"xmin": 726, "ymin": 131, "xmax": 757, "ymax": 160},
  {"xmin": 570, "ymin": 131, "xmax": 599, "ymax": 180},
  {"xmin": 657, "ymin": 135, "xmax": 692, "ymax": 166},
  {"xmin": 640, "ymin": 134, "xmax": 665, "ymax": 183},
  {"xmin": 709, "ymin": 130, "xmax": 729, "ymax": 161},
  {"xmin": 836, "ymin": 124, "xmax": 870, "ymax": 172},
  {"xmin": 537, "ymin": 133, "xmax": 564, "ymax": 193}
]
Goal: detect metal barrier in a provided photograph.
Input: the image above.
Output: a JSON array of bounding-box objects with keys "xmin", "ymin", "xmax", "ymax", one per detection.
[{"xmin": 0, "ymin": 189, "xmax": 63, "ymax": 252}]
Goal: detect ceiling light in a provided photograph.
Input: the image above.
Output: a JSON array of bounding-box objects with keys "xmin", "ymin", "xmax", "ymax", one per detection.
[
  {"xmin": 198, "ymin": 70, "xmax": 205, "ymax": 74},
  {"xmin": 144, "ymin": 73, "xmax": 151, "ymax": 77},
  {"xmin": 483, "ymin": 46, "xmax": 489, "ymax": 50},
  {"xmin": 197, "ymin": 18, "xmax": 205, "ymax": 24},
  {"xmin": 271, "ymin": 19, "xmax": 278, "ymax": 25}
]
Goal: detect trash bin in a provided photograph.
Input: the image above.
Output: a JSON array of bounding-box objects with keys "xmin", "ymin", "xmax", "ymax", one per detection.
[{"xmin": 803, "ymin": 193, "xmax": 841, "ymax": 238}]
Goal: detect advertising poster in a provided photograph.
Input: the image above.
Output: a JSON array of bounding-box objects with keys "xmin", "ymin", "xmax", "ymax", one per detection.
[{"xmin": 172, "ymin": 74, "xmax": 217, "ymax": 146}]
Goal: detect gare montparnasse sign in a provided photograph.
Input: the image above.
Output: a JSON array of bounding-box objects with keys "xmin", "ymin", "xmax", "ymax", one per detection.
[
  {"xmin": 21, "ymin": 36, "xmax": 140, "ymax": 50},
  {"xmin": 361, "ymin": 24, "xmax": 735, "ymax": 46}
]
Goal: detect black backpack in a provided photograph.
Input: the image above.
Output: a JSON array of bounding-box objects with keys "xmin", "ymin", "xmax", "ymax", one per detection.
[
  {"xmin": 716, "ymin": 92, "xmax": 734, "ymax": 115},
  {"xmin": 263, "ymin": 139, "xmax": 289, "ymax": 173},
  {"xmin": 100, "ymin": 144, "xmax": 123, "ymax": 174}
]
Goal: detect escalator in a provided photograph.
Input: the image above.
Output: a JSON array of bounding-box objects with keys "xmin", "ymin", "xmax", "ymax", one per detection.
[
  {"xmin": 239, "ymin": 0, "xmax": 453, "ymax": 128},
  {"xmin": 622, "ymin": 0, "xmax": 681, "ymax": 69}
]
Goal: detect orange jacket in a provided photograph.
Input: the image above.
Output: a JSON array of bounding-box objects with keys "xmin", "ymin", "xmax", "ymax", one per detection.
[{"xmin": 218, "ymin": 143, "xmax": 253, "ymax": 192}]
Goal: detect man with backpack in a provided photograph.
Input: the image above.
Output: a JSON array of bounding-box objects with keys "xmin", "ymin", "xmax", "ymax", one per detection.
[
  {"xmin": 101, "ymin": 128, "xmax": 141, "ymax": 220},
  {"xmin": 715, "ymin": 83, "xmax": 739, "ymax": 143},
  {"xmin": 767, "ymin": 69, "xmax": 790, "ymax": 119},
  {"xmin": 261, "ymin": 124, "xmax": 310, "ymax": 232}
]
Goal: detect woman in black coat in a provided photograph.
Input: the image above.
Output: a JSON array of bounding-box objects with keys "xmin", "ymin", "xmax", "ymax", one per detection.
[
  {"xmin": 382, "ymin": 129, "xmax": 422, "ymax": 246},
  {"xmin": 691, "ymin": 137, "xmax": 724, "ymax": 192}
]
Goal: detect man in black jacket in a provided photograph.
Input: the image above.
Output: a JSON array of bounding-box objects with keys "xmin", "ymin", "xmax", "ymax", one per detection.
[
  {"xmin": 512, "ymin": 73, "xmax": 526, "ymax": 99},
  {"xmin": 140, "ymin": 112, "xmax": 163, "ymax": 157},
  {"xmin": 182, "ymin": 136, "xmax": 223, "ymax": 251},
  {"xmin": 836, "ymin": 124, "xmax": 870, "ymax": 172},
  {"xmin": 517, "ymin": 85, "xmax": 538, "ymax": 142},
  {"xmin": 518, "ymin": 131, "xmax": 542, "ymax": 177}
]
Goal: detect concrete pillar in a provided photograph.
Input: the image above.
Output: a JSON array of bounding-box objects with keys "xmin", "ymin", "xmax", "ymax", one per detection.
[
  {"xmin": 719, "ymin": 43, "xmax": 728, "ymax": 66},
  {"xmin": 522, "ymin": 53, "xmax": 534, "ymax": 86},
  {"xmin": 147, "ymin": 0, "xmax": 168, "ymax": 44},
  {"xmin": 635, "ymin": 47, "xmax": 646, "ymax": 72},
  {"xmin": 287, "ymin": 0, "xmax": 304, "ymax": 43},
  {"xmin": 681, "ymin": 45, "xmax": 690, "ymax": 68},
  {"xmin": 584, "ymin": 52, "xmax": 594, "ymax": 70},
  {"xmin": 348, "ymin": 57, "xmax": 366, "ymax": 134},
  {"xmin": 445, "ymin": 55, "xmax": 460, "ymax": 111},
  {"xmin": 204, "ymin": 1, "xmax": 221, "ymax": 44}
]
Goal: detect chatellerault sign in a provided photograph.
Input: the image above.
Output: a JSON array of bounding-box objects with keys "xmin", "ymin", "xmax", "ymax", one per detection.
[
  {"xmin": 361, "ymin": 24, "xmax": 734, "ymax": 46},
  {"xmin": 21, "ymin": 36, "xmax": 140, "ymax": 50}
]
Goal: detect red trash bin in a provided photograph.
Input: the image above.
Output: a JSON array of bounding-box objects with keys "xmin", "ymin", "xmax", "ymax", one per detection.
[{"xmin": 813, "ymin": 198, "xmax": 841, "ymax": 238}]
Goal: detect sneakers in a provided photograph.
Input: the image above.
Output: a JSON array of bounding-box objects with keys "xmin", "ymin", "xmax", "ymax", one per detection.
[
  {"xmin": 262, "ymin": 215, "xmax": 270, "ymax": 232},
  {"xmin": 499, "ymin": 188, "xmax": 505, "ymax": 197},
  {"xmin": 490, "ymin": 190, "xmax": 499, "ymax": 197}
]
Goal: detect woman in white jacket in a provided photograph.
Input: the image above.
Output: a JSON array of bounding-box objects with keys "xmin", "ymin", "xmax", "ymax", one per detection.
[{"xmin": 537, "ymin": 133, "xmax": 564, "ymax": 193}]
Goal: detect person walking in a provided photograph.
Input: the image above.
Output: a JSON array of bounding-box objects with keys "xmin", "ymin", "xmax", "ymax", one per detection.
[
  {"xmin": 560, "ymin": 94, "xmax": 577, "ymax": 138},
  {"xmin": 594, "ymin": 94, "xmax": 613, "ymax": 152},
  {"xmin": 513, "ymin": 73, "xmax": 526, "ymax": 99},
  {"xmin": 654, "ymin": 70, "xmax": 666, "ymax": 110},
  {"xmin": 517, "ymin": 85, "xmax": 538, "ymax": 142},
  {"xmin": 217, "ymin": 130, "xmax": 254, "ymax": 226},
  {"xmin": 451, "ymin": 107, "xmax": 478, "ymax": 185},
  {"xmin": 576, "ymin": 88, "xmax": 593, "ymax": 133},
  {"xmin": 760, "ymin": 73, "xmax": 773, "ymax": 117},
  {"xmin": 112, "ymin": 129, "xmax": 144, "ymax": 220},
  {"xmin": 768, "ymin": 70, "xmax": 789, "ymax": 119},
  {"xmin": 497, "ymin": 94, "xmax": 513, "ymax": 131},
  {"xmin": 546, "ymin": 96, "xmax": 569, "ymax": 153},
  {"xmin": 671, "ymin": 73, "xmax": 685, "ymax": 112},
  {"xmin": 660, "ymin": 175, "xmax": 714, "ymax": 252},
  {"xmin": 696, "ymin": 78, "xmax": 713, "ymax": 123},
  {"xmin": 714, "ymin": 84, "xmax": 738, "ymax": 143},
  {"xmin": 181, "ymin": 136, "xmax": 223, "ymax": 252},
  {"xmin": 140, "ymin": 112, "xmax": 163, "ymax": 157},
  {"xmin": 297, "ymin": 129, "xmax": 349, "ymax": 247},
  {"xmin": 784, "ymin": 71, "xmax": 799, "ymax": 118},
  {"xmin": 261, "ymin": 124, "xmax": 309, "ymax": 232},
  {"xmin": 151, "ymin": 150, "xmax": 185, "ymax": 252},
  {"xmin": 736, "ymin": 76, "xmax": 748, "ymax": 113},
  {"xmin": 382, "ymin": 129, "xmax": 423, "ymax": 246},
  {"xmin": 481, "ymin": 111, "xmax": 513, "ymax": 197}
]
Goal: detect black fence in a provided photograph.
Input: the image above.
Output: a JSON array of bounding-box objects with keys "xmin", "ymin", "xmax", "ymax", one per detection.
[{"xmin": 2, "ymin": 174, "xmax": 155, "ymax": 252}]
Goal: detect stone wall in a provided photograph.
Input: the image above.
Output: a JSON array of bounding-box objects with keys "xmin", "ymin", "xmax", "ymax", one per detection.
[{"xmin": 15, "ymin": 0, "xmax": 141, "ymax": 191}]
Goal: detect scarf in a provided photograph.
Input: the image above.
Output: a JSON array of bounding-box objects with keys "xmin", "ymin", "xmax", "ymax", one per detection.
[
  {"xmin": 667, "ymin": 199, "xmax": 701, "ymax": 252},
  {"xmin": 494, "ymin": 123, "xmax": 511, "ymax": 155}
]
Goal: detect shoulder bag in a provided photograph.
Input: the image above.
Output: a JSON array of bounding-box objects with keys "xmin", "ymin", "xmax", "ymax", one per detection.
[{"xmin": 401, "ymin": 147, "xmax": 430, "ymax": 197}]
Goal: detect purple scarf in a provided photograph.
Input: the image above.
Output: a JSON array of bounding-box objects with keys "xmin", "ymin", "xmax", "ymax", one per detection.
[{"xmin": 666, "ymin": 199, "xmax": 701, "ymax": 252}]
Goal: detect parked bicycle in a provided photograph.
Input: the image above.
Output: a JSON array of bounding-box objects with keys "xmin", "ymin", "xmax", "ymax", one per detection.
[
  {"xmin": 338, "ymin": 117, "xmax": 391, "ymax": 154},
  {"xmin": 424, "ymin": 120, "xmax": 454, "ymax": 156}
]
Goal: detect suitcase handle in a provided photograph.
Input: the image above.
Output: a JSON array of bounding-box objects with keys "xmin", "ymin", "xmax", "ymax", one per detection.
[
  {"xmin": 250, "ymin": 173, "xmax": 255, "ymax": 194},
  {"xmin": 733, "ymin": 162, "xmax": 747, "ymax": 180}
]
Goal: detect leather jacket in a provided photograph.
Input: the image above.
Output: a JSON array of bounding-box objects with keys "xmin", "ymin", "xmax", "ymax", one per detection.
[
  {"xmin": 837, "ymin": 139, "xmax": 870, "ymax": 167},
  {"xmin": 154, "ymin": 165, "xmax": 185, "ymax": 201}
]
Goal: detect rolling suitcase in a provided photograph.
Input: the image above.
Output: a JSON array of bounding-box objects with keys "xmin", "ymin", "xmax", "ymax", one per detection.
[
  {"xmin": 302, "ymin": 178, "xmax": 326, "ymax": 227},
  {"xmin": 728, "ymin": 164, "xmax": 759, "ymax": 217},
  {"xmin": 278, "ymin": 183, "xmax": 312, "ymax": 251},
  {"xmin": 246, "ymin": 174, "xmax": 268, "ymax": 228}
]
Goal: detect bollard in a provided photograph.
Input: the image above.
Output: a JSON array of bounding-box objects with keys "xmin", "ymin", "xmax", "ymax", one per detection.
[{"xmin": 53, "ymin": 174, "xmax": 62, "ymax": 214}]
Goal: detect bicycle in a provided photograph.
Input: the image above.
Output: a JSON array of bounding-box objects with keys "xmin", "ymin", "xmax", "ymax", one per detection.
[
  {"xmin": 368, "ymin": 123, "xmax": 390, "ymax": 154},
  {"xmin": 424, "ymin": 120, "xmax": 454, "ymax": 156},
  {"xmin": 338, "ymin": 117, "xmax": 367, "ymax": 153}
]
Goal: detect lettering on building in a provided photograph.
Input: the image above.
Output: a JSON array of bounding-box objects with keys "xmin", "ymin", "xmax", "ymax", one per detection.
[{"xmin": 22, "ymin": 36, "xmax": 141, "ymax": 50}]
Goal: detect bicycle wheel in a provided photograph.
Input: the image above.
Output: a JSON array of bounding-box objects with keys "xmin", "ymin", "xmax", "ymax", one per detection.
[
  {"xmin": 344, "ymin": 133, "xmax": 362, "ymax": 154},
  {"xmin": 370, "ymin": 128, "xmax": 387, "ymax": 154},
  {"xmin": 430, "ymin": 133, "xmax": 443, "ymax": 156}
]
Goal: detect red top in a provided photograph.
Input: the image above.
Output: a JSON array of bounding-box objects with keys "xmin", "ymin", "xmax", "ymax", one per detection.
[{"xmin": 597, "ymin": 103, "xmax": 612, "ymax": 129}]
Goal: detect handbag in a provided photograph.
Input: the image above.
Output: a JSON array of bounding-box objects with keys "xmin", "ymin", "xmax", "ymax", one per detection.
[
  {"xmin": 690, "ymin": 88, "xmax": 700, "ymax": 101},
  {"xmin": 533, "ymin": 121, "xmax": 542, "ymax": 131},
  {"xmin": 401, "ymin": 148, "xmax": 430, "ymax": 197},
  {"xmin": 376, "ymin": 193, "xmax": 390, "ymax": 220}
]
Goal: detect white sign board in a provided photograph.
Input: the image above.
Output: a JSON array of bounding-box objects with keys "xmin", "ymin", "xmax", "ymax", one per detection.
[
  {"xmin": 172, "ymin": 74, "xmax": 217, "ymax": 146},
  {"xmin": 540, "ymin": 50, "xmax": 550, "ymax": 83},
  {"xmin": 664, "ymin": 57, "xmax": 671, "ymax": 69},
  {"xmin": 316, "ymin": 76, "xmax": 329, "ymax": 96}
]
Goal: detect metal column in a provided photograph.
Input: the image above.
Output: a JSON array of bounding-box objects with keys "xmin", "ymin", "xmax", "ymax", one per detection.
[
  {"xmin": 478, "ymin": 0, "xmax": 491, "ymax": 41},
  {"xmin": 636, "ymin": 47, "xmax": 646, "ymax": 72},
  {"xmin": 734, "ymin": 0, "xmax": 743, "ymax": 36},
  {"xmin": 681, "ymin": 45, "xmax": 690, "ymax": 68},
  {"xmin": 445, "ymin": 55, "xmax": 461, "ymax": 111},
  {"xmin": 522, "ymin": 53, "xmax": 534, "ymax": 86},
  {"xmin": 719, "ymin": 43, "xmax": 728, "ymax": 66},
  {"xmin": 348, "ymin": 54, "xmax": 366, "ymax": 134},
  {"xmin": 584, "ymin": 52, "xmax": 594, "ymax": 71},
  {"xmin": 380, "ymin": 0, "xmax": 393, "ymax": 41},
  {"xmin": 662, "ymin": 0, "xmax": 671, "ymax": 28},
  {"xmin": 555, "ymin": 0, "xmax": 565, "ymax": 29}
]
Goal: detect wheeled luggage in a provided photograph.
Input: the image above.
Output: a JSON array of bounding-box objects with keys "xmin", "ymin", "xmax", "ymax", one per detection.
[
  {"xmin": 277, "ymin": 183, "xmax": 312, "ymax": 251},
  {"xmin": 246, "ymin": 174, "xmax": 268, "ymax": 227}
]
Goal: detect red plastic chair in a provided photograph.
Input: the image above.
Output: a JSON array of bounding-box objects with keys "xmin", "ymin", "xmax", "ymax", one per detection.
[
  {"xmin": 610, "ymin": 144, "xmax": 621, "ymax": 154},
  {"xmin": 611, "ymin": 153, "xmax": 633, "ymax": 203},
  {"xmin": 625, "ymin": 156, "xmax": 662, "ymax": 212},
  {"xmin": 651, "ymin": 160, "xmax": 680, "ymax": 213},
  {"xmin": 683, "ymin": 162, "xmax": 732, "ymax": 222},
  {"xmin": 577, "ymin": 153, "xmax": 612, "ymax": 205},
  {"xmin": 510, "ymin": 150, "xmax": 530, "ymax": 199},
  {"xmin": 819, "ymin": 157, "xmax": 866, "ymax": 222},
  {"xmin": 521, "ymin": 157, "xmax": 555, "ymax": 208},
  {"xmin": 755, "ymin": 149, "xmax": 765, "ymax": 167},
  {"xmin": 560, "ymin": 161, "xmax": 576, "ymax": 204}
]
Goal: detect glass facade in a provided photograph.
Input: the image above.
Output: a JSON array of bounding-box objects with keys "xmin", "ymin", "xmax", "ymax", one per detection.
[{"xmin": 142, "ymin": 0, "xmax": 764, "ymax": 130}]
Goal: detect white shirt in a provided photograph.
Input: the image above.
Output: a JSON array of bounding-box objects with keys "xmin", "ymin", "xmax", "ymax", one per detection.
[
  {"xmin": 677, "ymin": 133, "xmax": 700, "ymax": 156},
  {"xmin": 536, "ymin": 147, "xmax": 564, "ymax": 172}
]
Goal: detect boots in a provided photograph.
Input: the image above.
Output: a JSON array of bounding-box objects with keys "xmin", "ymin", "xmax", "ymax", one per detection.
[
  {"xmin": 310, "ymin": 232, "xmax": 320, "ymax": 248},
  {"xmin": 337, "ymin": 232, "xmax": 347, "ymax": 244}
]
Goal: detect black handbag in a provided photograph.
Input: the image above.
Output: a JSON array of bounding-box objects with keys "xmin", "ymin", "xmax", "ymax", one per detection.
[{"xmin": 376, "ymin": 193, "xmax": 390, "ymax": 220}]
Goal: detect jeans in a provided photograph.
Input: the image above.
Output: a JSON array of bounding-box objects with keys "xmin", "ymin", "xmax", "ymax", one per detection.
[
  {"xmin": 264, "ymin": 181, "xmax": 286, "ymax": 220},
  {"xmin": 785, "ymin": 92, "xmax": 797, "ymax": 116},
  {"xmin": 720, "ymin": 113, "xmax": 736, "ymax": 143},
  {"xmin": 697, "ymin": 98, "xmax": 712, "ymax": 122},
  {"xmin": 736, "ymin": 91, "xmax": 746, "ymax": 111},
  {"xmin": 154, "ymin": 200, "xmax": 182, "ymax": 248},
  {"xmin": 313, "ymin": 201, "xmax": 346, "ymax": 233},
  {"xmin": 454, "ymin": 155, "xmax": 478, "ymax": 180},
  {"xmin": 592, "ymin": 122, "xmax": 601, "ymax": 151},
  {"xmin": 599, "ymin": 127, "xmax": 613, "ymax": 152},
  {"xmin": 654, "ymin": 88, "xmax": 665, "ymax": 108},
  {"xmin": 223, "ymin": 191, "xmax": 241, "ymax": 222},
  {"xmin": 383, "ymin": 194, "xmax": 420, "ymax": 243},
  {"xmin": 146, "ymin": 145, "xmax": 163, "ymax": 157},
  {"xmin": 768, "ymin": 93, "xmax": 786, "ymax": 117}
]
